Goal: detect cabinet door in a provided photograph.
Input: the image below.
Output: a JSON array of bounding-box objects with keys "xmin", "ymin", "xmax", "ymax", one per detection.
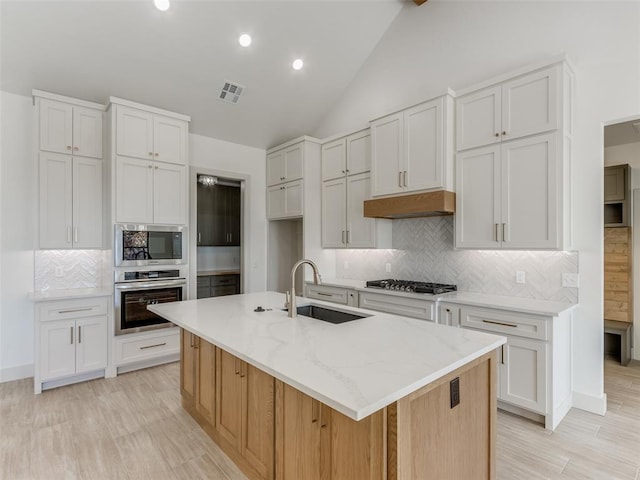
[
  {"xmin": 197, "ymin": 182, "xmax": 215, "ymax": 245},
  {"xmin": 267, "ymin": 150, "xmax": 286, "ymax": 186},
  {"xmin": 116, "ymin": 106, "xmax": 154, "ymax": 160},
  {"xmin": 115, "ymin": 156, "xmax": 153, "ymax": 223},
  {"xmin": 322, "ymin": 178, "xmax": 347, "ymax": 248},
  {"xmin": 500, "ymin": 337, "xmax": 547, "ymax": 414},
  {"xmin": 196, "ymin": 338, "xmax": 216, "ymax": 424},
  {"xmin": 284, "ymin": 181, "xmax": 303, "ymax": 218},
  {"xmin": 501, "ymin": 133, "xmax": 558, "ymax": 248},
  {"xmin": 180, "ymin": 330, "xmax": 197, "ymax": 405},
  {"xmin": 371, "ymin": 112, "xmax": 403, "ymax": 196},
  {"xmin": 322, "ymin": 138, "xmax": 346, "ymax": 181},
  {"xmin": 216, "ymin": 349, "xmax": 243, "ymax": 449},
  {"xmin": 40, "ymin": 319, "xmax": 76, "ymax": 381},
  {"xmin": 210, "ymin": 185, "xmax": 227, "ymax": 245},
  {"xmin": 39, "ymin": 152, "xmax": 73, "ymax": 248},
  {"xmin": 153, "ymin": 115, "xmax": 187, "ymax": 165},
  {"xmin": 277, "ymin": 383, "xmax": 321, "ymax": 480},
  {"xmin": 455, "ymin": 145, "xmax": 501, "ymax": 248},
  {"xmin": 226, "ymin": 185, "xmax": 241, "ymax": 246},
  {"xmin": 153, "ymin": 162, "xmax": 186, "ymax": 225},
  {"xmin": 502, "ymin": 66, "xmax": 558, "ymax": 142},
  {"xmin": 242, "ymin": 363, "xmax": 275, "ymax": 479},
  {"xmin": 404, "ymin": 97, "xmax": 443, "ymax": 192},
  {"xmin": 39, "ymin": 99, "xmax": 73, "ymax": 155},
  {"xmin": 73, "ymin": 107, "xmax": 103, "ymax": 159},
  {"xmin": 346, "ymin": 172, "xmax": 376, "ymax": 248},
  {"xmin": 72, "ymin": 157, "xmax": 103, "ymax": 248},
  {"xmin": 456, "ymin": 85, "xmax": 501, "ymax": 151},
  {"xmin": 604, "ymin": 165, "xmax": 626, "ymax": 202},
  {"xmin": 75, "ymin": 316, "xmax": 107, "ymax": 374},
  {"xmin": 267, "ymin": 185, "xmax": 286, "ymax": 219},
  {"xmin": 438, "ymin": 304, "xmax": 460, "ymax": 327},
  {"xmin": 284, "ymin": 144, "xmax": 303, "ymax": 183},
  {"xmin": 346, "ymin": 130, "xmax": 371, "ymax": 176}
]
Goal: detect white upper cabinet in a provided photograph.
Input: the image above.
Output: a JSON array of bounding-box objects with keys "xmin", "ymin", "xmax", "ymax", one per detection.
[
  {"xmin": 321, "ymin": 130, "xmax": 391, "ymax": 249},
  {"xmin": 267, "ymin": 143, "xmax": 304, "ymax": 186},
  {"xmin": 371, "ymin": 94, "xmax": 454, "ymax": 197},
  {"xmin": 39, "ymin": 98, "xmax": 103, "ymax": 159},
  {"xmin": 115, "ymin": 156, "xmax": 186, "ymax": 225},
  {"xmin": 455, "ymin": 58, "xmax": 572, "ymax": 250},
  {"xmin": 456, "ymin": 66, "xmax": 559, "ymax": 151},
  {"xmin": 39, "ymin": 152, "xmax": 103, "ymax": 249},
  {"xmin": 115, "ymin": 105, "xmax": 188, "ymax": 165},
  {"xmin": 267, "ymin": 180, "xmax": 303, "ymax": 220}
]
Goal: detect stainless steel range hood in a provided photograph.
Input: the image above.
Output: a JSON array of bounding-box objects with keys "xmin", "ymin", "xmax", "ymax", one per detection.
[{"xmin": 363, "ymin": 190, "xmax": 455, "ymax": 219}]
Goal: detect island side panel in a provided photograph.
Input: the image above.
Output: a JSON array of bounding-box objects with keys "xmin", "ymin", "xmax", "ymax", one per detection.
[{"xmin": 389, "ymin": 351, "xmax": 497, "ymax": 480}]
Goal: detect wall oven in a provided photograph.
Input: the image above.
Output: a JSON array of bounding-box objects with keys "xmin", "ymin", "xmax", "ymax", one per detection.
[
  {"xmin": 115, "ymin": 224, "xmax": 187, "ymax": 267},
  {"xmin": 114, "ymin": 268, "xmax": 186, "ymax": 335}
]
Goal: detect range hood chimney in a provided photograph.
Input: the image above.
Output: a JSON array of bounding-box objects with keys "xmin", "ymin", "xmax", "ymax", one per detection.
[{"xmin": 363, "ymin": 190, "xmax": 455, "ymax": 219}]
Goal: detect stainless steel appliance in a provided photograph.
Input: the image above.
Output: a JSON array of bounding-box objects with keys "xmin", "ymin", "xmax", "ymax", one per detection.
[
  {"xmin": 115, "ymin": 224, "xmax": 187, "ymax": 267},
  {"xmin": 114, "ymin": 268, "xmax": 186, "ymax": 335},
  {"xmin": 366, "ymin": 279, "xmax": 457, "ymax": 294}
]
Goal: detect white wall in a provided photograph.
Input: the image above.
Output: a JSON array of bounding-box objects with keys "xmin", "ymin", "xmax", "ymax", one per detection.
[
  {"xmin": 315, "ymin": 0, "xmax": 640, "ymax": 414},
  {"xmin": 0, "ymin": 91, "xmax": 36, "ymax": 381},
  {"xmin": 189, "ymin": 134, "xmax": 267, "ymax": 293}
]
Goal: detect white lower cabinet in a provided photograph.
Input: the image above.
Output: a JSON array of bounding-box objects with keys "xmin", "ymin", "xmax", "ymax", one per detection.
[
  {"xmin": 35, "ymin": 297, "xmax": 109, "ymax": 393},
  {"xmin": 437, "ymin": 302, "xmax": 460, "ymax": 327},
  {"xmin": 305, "ymin": 283, "xmax": 358, "ymax": 306},
  {"xmin": 458, "ymin": 304, "xmax": 571, "ymax": 430},
  {"xmin": 114, "ymin": 328, "xmax": 180, "ymax": 368},
  {"xmin": 358, "ymin": 291, "xmax": 435, "ymax": 321},
  {"xmin": 267, "ymin": 180, "xmax": 303, "ymax": 219}
]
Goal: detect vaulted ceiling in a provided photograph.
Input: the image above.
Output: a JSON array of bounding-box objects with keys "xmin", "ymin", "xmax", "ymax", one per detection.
[{"xmin": 1, "ymin": 1, "xmax": 408, "ymax": 149}]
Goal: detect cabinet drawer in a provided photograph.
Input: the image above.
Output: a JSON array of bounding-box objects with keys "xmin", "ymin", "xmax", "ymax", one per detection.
[
  {"xmin": 115, "ymin": 329, "xmax": 180, "ymax": 365},
  {"xmin": 211, "ymin": 275, "xmax": 238, "ymax": 287},
  {"xmin": 211, "ymin": 285, "xmax": 238, "ymax": 297},
  {"xmin": 197, "ymin": 276, "xmax": 211, "ymax": 287},
  {"xmin": 305, "ymin": 284, "xmax": 351, "ymax": 305},
  {"xmin": 39, "ymin": 297, "xmax": 109, "ymax": 321},
  {"xmin": 358, "ymin": 291, "xmax": 435, "ymax": 321},
  {"xmin": 459, "ymin": 307, "xmax": 548, "ymax": 341}
]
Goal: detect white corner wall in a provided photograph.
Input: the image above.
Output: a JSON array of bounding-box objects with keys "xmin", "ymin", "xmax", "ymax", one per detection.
[
  {"xmin": 314, "ymin": 0, "xmax": 640, "ymax": 415},
  {"xmin": 0, "ymin": 91, "xmax": 36, "ymax": 382},
  {"xmin": 189, "ymin": 133, "xmax": 267, "ymax": 293}
]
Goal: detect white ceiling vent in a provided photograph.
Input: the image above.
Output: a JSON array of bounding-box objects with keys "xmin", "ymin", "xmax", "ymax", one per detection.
[{"xmin": 218, "ymin": 80, "xmax": 245, "ymax": 104}]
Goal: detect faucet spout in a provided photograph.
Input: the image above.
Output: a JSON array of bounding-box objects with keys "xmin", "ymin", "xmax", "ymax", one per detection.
[{"xmin": 287, "ymin": 259, "xmax": 322, "ymax": 318}]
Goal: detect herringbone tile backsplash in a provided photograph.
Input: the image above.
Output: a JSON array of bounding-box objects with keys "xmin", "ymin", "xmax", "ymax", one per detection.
[
  {"xmin": 336, "ymin": 216, "xmax": 578, "ymax": 303},
  {"xmin": 35, "ymin": 250, "xmax": 111, "ymax": 291}
]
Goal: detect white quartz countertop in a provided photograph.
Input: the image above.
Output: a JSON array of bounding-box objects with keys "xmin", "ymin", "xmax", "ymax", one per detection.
[
  {"xmin": 29, "ymin": 287, "xmax": 112, "ymax": 302},
  {"xmin": 148, "ymin": 291, "xmax": 505, "ymax": 421},
  {"xmin": 313, "ymin": 279, "xmax": 576, "ymax": 316}
]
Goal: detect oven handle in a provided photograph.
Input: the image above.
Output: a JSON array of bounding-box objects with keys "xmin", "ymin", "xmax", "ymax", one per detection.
[{"xmin": 115, "ymin": 279, "xmax": 187, "ymax": 290}]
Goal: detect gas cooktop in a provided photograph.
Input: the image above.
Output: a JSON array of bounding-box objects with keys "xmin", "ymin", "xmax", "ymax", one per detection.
[{"xmin": 365, "ymin": 279, "xmax": 457, "ymax": 295}]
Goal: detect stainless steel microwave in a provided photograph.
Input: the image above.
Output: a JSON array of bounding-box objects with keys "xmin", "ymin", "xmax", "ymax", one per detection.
[{"xmin": 114, "ymin": 224, "xmax": 187, "ymax": 267}]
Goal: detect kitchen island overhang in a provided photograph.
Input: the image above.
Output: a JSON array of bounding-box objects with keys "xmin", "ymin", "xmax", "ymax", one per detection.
[{"xmin": 149, "ymin": 291, "xmax": 506, "ymax": 480}]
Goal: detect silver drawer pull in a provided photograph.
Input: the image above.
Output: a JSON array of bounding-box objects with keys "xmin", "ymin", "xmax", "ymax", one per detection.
[
  {"xmin": 482, "ymin": 319, "xmax": 518, "ymax": 328},
  {"xmin": 315, "ymin": 292, "xmax": 333, "ymax": 297},
  {"xmin": 58, "ymin": 307, "xmax": 94, "ymax": 314},
  {"xmin": 140, "ymin": 342, "xmax": 167, "ymax": 350}
]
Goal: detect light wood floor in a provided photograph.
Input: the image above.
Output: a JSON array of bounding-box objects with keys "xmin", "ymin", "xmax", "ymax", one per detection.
[{"xmin": 1, "ymin": 358, "xmax": 639, "ymax": 480}]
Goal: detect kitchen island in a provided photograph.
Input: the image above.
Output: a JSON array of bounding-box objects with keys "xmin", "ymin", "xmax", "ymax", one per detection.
[{"xmin": 149, "ymin": 291, "xmax": 506, "ymax": 480}]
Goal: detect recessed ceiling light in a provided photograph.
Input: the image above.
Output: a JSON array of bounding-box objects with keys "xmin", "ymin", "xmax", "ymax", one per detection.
[
  {"xmin": 238, "ymin": 34, "xmax": 252, "ymax": 48},
  {"xmin": 154, "ymin": 0, "xmax": 170, "ymax": 11},
  {"xmin": 292, "ymin": 59, "xmax": 304, "ymax": 71}
]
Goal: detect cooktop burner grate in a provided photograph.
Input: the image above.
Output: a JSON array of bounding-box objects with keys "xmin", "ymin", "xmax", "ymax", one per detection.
[{"xmin": 365, "ymin": 279, "xmax": 457, "ymax": 295}]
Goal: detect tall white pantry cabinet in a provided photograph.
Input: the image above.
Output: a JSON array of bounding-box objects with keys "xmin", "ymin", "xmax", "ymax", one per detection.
[{"xmin": 455, "ymin": 57, "xmax": 573, "ymax": 250}]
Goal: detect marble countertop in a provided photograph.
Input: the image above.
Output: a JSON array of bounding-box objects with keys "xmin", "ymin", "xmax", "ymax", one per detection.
[
  {"xmin": 312, "ymin": 278, "xmax": 576, "ymax": 316},
  {"xmin": 148, "ymin": 291, "xmax": 505, "ymax": 421},
  {"xmin": 29, "ymin": 287, "xmax": 113, "ymax": 302}
]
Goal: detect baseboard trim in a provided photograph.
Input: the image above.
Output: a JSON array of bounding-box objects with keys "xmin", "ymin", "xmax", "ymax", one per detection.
[
  {"xmin": 572, "ymin": 390, "xmax": 607, "ymax": 416},
  {"xmin": 0, "ymin": 363, "xmax": 34, "ymax": 383}
]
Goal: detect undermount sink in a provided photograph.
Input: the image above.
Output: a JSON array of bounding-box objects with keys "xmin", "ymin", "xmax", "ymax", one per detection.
[{"xmin": 288, "ymin": 304, "xmax": 369, "ymax": 324}]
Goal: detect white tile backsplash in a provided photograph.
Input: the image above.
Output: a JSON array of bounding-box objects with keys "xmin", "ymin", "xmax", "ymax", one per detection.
[
  {"xmin": 35, "ymin": 250, "xmax": 111, "ymax": 291},
  {"xmin": 335, "ymin": 216, "xmax": 578, "ymax": 303},
  {"xmin": 197, "ymin": 246, "xmax": 241, "ymax": 271}
]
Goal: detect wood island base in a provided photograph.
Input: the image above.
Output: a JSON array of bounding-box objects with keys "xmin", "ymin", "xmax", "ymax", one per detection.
[{"xmin": 181, "ymin": 329, "xmax": 497, "ymax": 480}]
